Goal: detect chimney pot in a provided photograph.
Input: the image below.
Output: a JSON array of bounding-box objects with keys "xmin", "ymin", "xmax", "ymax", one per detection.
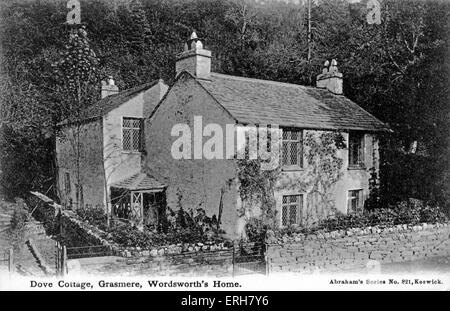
[
  {"xmin": 316, "ymin": 59, "xmax": 343, "ymax": 95},
  {"xmin": 175, "ymin": 31, "xmax": 211, "ymax": 80},
  {"xmin": 101, "ymin": 76, "xmax": 119, "ymax": 98}
]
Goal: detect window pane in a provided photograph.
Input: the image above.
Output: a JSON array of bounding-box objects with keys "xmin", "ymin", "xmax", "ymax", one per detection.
[
  {"xmin": 123, "ymin": 129, "xmax": 132, "ymax": 150},
  {"xmin": 123, "ymin": 118, "xmax": 143, "ymax": 151},
  {"xmin": 289, "ymin": 195, "xmax": 297, "ymax": 203},
  {"xmin": 349, "ymin": 133, "xmax": 364, "ymax": 166},
  {"xmin": 289, "ymin": 205, "xmax": 297, "ymax": 225},
  {"xmin": 282, "ymin": 205, "xmax": 288, "ymax": 226},
  {"xmin": 282, "ymin": 142, "xmax": 288, "ymax": 165},
  {"xmin": 348, "ymin": 190, "xmax": 362, "ymax": 212},
  {"xmin": 281, "ymin": 129, "xmax": 302, "ymax": 167},
  {"xmin": 282, "ymin": 195, "xmax": 302, "ymax": 226},
  {"xmin": 289, "ymin": 142, "xmax": 298, "ymax": 165},
  {"xmin": 123, "ymin": 118, "xmax": 131, "ymax": 128}
]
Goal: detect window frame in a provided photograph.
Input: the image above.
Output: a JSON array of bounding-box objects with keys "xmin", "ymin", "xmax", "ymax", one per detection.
[
  {"xmin": 347, "ymin": 189, "xmax": 363, "ymax": 213},
  {"xmin": 281, "ymin": 127, "xmax": 303, "ymax": 170},
  {"xmin": 348, "ymin": 131, "xmax": 365, "ymax": 169},
  {"xmin": 281, "ymin": 194, "xmax": 304, "ymax": 227},
  {"xmin": 122, "ymin": 117, "xmax": 144, "ymax": 152}
]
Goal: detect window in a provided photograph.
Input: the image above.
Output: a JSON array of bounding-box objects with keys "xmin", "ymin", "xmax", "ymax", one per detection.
[
  {"xmin": 282, "ymin": 194, "xmax": 303, "ymax": 226},
  {"xmin": 348, "ymin": 189, "xmax": 363, "ymax": 213},
  {"xmin": 64, "ymin": 172, "xmax": 71, "ymax": 194},
  {"xmin": 122, "ymin": 118, "xmax": 143, "ymax": 151},
  {"xmin": 348, "ymin": 132, "xmax": 364, "ymax": 167},
  {"xmin": 281, "ymin": 128, "xmax": 303, "ymax": 168}
]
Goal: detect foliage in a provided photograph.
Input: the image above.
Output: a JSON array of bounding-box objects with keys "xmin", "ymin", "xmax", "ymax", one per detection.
[
  {"xmin": 285, "ymin": 131, "xmax": 346, "ymax": 226},
  {"xmin": 75, "ymin": 205, "xmax": 108, "ymax": 231},
  {"xmin": 9, "ymin": 198, "xmax": 29, "ymax": 230},
  {"xmin": 76, "ymin": 203, "xmax": 223, "ymax": 248},
  {"xmin": 244, "ymin": 217, "xmax": 268, "ymax": 243},
  {"xmin": 280, "ymin": 198, "xmax": 448, "ymax": 235},
  {"xmin": 0, "ymin": 0, "xmax": 449, "ymax": 212},
  {"xmin": 237, "ymin": 156, "xmax": 280, "ymax": 231},
  {"xmin": 166, "ymin": 206, "xmax": 222, "ymax": 240},
  {"xmin": 108, "ymin": 206, "xmax": 224, "ymax": 248}
]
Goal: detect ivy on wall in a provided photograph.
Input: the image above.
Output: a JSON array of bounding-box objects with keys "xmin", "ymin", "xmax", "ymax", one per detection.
[
  {"xmin": 236, "ymin": 157, "xmax": 281, "ymax": 231},
  {"xmin": 300, "ymin": 131, "xmax": 346, "ymax": 226},
  {"xmin": 237, "ymin": 130, "xmax": 346, "ymax": 232}
]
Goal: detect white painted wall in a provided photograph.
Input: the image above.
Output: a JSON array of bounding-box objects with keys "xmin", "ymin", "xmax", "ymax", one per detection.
[{"xmin": 102, "ymin": 81, "xmax": 168, "ymax": 207}]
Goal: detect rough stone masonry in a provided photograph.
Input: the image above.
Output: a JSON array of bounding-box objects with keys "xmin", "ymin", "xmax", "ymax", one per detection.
[{"xmin": 266, "ymin": 223, "xmax": 450, "ymax": 273}]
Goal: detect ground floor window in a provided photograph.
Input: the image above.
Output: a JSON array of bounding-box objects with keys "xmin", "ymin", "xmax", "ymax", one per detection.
[
  {"xmin": 281, "ymin": 194, "xmax": 303, "ymax": 226},
  {"xmin": 348, "ymin": 189, "xmax": 363, "ymax": 213}
]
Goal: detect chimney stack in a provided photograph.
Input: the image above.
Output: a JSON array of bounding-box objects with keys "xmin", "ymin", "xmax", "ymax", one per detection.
[
  {"xmin": 101, "ymin": 76, "xmax": 119, "ymax": 99},
  {"xmin": 175, "ymin": 31, "xmax": 211, "ymax": 80},
  {"xmin": 316, "ymin": 59, "xmax": 343, "ymax": 95}
]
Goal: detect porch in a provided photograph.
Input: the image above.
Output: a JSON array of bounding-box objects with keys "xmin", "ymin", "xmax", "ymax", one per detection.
[{"xmin": 110, "ymin": 172, "xmax": 166, "ymax": 231}]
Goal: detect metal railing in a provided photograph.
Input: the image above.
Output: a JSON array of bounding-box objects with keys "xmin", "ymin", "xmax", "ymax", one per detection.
[{"xmin": 232, "ymin": 241, "xmax": 266, "ymax": 276}]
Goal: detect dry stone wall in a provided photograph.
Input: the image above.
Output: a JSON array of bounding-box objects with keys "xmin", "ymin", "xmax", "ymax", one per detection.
[{"xmin": 266, "ymin": 223, "xmax": 450, "ymax": 273}]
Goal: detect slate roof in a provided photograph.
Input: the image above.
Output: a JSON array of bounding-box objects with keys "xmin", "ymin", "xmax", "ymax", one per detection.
[
  {"xmin": 111, "ymin": 172, "xmax": 166, "ymax": 191},
  {"xmin": 58, "ymin": 81, "xmax": 158, "ymax": 126},
  {"xmin": 197, "ymin": 73, "xmax": 390, "ymax": 132}
]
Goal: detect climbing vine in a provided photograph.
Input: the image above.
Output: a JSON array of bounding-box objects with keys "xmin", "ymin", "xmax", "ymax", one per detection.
[
  {"xmin": 300, "ymin": 131, "xmax": 346, "ymax": 226},
  {"xmin": 237, "ymin": 130, "xmax": 347, "ymax": 235},
  {"xmin": 236, "ymin": 157, "xmax": 281, "ymax": 232}
]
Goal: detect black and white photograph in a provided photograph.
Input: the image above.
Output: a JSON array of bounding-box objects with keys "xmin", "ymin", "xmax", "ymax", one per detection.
[{"xmin": 0, "ymin": 0, "xmax": 449, "ymax": 294}]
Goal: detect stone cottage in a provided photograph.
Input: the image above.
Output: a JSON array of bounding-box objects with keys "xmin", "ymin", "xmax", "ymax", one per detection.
[
  {"xmin": 56, "ymin": 31, "xmax": 390, "ymax": 237},
  {"xmin": 56, "ymin": 77, "xmax": 169, "ymax": 228},
  {"xmin": 144, "ymin": 32, "xmax": 390, "ymax": 237}
]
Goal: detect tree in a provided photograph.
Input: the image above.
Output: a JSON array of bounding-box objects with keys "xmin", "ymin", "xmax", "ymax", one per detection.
[{"xmin": 53, "ymin": 24, "xmax": 100, "ymax": 208}]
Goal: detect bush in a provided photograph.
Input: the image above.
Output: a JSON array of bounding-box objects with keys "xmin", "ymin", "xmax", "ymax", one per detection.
[
  {"xmin": 109, "ymin": 223, "xmax": 222, "ymax": 248},
  {"xmin": 245, "ymin": 218, "xmax": 268, "ymax": 243},
  {"xmin": 109, "ymin": 224, "xmax": 152, "ymax": 248},
  {"xmin": 280, "ymin": 198, "xmax": 448, "ymax": 236},
  {"xmin": 76, "ymin": 204, "xmax": 224, "ymax": 248},
  {"xmin": 75, "ymin": 206, "xmax": 108, "ymax": 231}
]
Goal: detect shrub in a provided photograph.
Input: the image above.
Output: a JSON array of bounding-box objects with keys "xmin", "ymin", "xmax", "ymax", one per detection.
[
  {"xmin": 75, "ymin": 205, "xmax": 108, "ymax": 231},
  {"xmin": 280, "ymin": 198, "xmax": 448, "ymax": 236},
  {"xmin": 76, "ymin": 204, "xmax": 224, "ymax": 248},
  {"xmin": 245, "ymin": 217, "xmax": 268, "ymax": 243},
  {"xmin": 109, "ymin": 224, "xmax": 152, "ymax": 248}
]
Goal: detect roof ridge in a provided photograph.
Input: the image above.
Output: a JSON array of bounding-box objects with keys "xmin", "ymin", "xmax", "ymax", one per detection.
[
  {"xmin": 57, "ymin": 80, "xmax": 161, "ymax": 127},
  {"xmin": 209, "ymin": 72, "xmax": 319, "ymax": 91}
]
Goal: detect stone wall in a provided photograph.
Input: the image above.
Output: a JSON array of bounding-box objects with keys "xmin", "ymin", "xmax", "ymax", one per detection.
[
  {"xmin": 57, "ymin": 203, "xmax": 233, "ymax": 276},
  {"xmin": 59, "ymin": 210, "xmax": 118, "ymax": 249},
  {"xmin": 266, "ymin": 223, "xmax": 450, "ymax": 273},
  {"xmin": 94, "ymin": 249, "xmax": 233, "ymax": 277}
]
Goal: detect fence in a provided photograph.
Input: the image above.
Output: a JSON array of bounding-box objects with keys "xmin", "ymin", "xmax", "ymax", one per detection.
[{"xmin": 0, "ymin": 249, "xmax": 14, "ymax": 276}]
